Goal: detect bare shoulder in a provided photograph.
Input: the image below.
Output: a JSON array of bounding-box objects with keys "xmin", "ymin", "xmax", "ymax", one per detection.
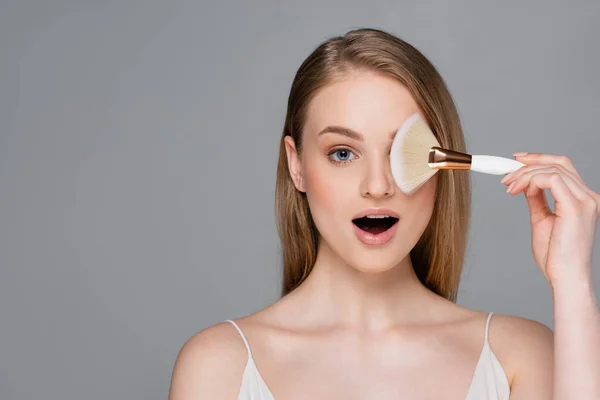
[
  {"xmin": 488, "ymin": 313, "xmax": 554, "ymax": 394},
  {"xmin": 168, "ymin": 320, "xmax": 248, "ymax": 400}
]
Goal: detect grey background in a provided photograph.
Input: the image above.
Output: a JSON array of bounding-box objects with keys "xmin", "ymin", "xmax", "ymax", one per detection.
[{"xmin": 1, "ymin": 1, "xmax": 599, "ymax": 399}]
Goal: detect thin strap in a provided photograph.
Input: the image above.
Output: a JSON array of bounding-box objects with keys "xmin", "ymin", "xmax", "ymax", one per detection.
[
  {"xmin": 484, "ymin": 312, "xmax": 494, "ymax": 344},
  {"xmin": 225, "ymin": 319, "xmax": 252, "ymax": 359}
]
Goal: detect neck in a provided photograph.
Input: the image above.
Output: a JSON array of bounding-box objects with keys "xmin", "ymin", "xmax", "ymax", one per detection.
[{"xmin": 290, "ymin": 240, "xmax": 438, "ymax": 332}]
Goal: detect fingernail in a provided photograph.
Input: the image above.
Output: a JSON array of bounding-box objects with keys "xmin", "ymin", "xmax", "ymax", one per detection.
[
  {"xmin": 513, "ymin": 152, "xmax": 528, "ymax": 157},
  {"xmin": 506, "ymin": 182, "xmax": 515, "ymax": 193},
  {"xmin": 501, "ymin": 172, "xmax": 513, "ymax": 183}
]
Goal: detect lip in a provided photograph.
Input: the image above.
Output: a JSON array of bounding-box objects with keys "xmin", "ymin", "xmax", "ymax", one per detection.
[
  {"xmin": 351, "ymin": 208, "xmax": 400, "ymax": 246},
  {"xmin": 352, "ymin": 208, "xmax": 400, "ymax": 220},
  {"xmin": 352, "ymin": 219, "xmax": 399, "ymax": 246}
]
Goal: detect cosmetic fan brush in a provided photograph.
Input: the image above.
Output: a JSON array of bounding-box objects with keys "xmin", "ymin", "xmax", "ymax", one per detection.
[{"xmin": 390, "ymin": 113, "xmax": 525, "ymax": 194}]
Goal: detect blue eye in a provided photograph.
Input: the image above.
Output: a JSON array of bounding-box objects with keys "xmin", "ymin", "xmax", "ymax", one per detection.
[{"xmin": 329, "ymin": 148, "xmax": 355, "ymax": 164}]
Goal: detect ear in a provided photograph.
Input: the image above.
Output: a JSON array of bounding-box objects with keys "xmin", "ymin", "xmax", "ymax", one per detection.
[{"xmin": 284, "ymin": 136, "xmax": 306, "ymax": 192}]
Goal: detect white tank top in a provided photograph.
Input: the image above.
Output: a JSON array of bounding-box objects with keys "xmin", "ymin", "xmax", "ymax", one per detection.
[{"xmin": 225, "ymin": 312, "xmax": 509, "ymax": 399}]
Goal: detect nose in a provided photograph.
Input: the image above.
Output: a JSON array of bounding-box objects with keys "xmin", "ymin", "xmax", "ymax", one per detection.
[{"xmin": 360, "ymin": 156, "xmax": 396, "ymax": 198}]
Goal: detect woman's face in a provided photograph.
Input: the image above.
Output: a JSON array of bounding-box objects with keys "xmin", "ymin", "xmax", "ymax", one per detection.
[{"xmin": 284, "ymin": 70, "xmax": 437, "ymax": 273}]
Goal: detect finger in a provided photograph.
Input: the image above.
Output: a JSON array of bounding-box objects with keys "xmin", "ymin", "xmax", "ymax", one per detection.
[
  {"xmin": 508, "ymin": 172, "xmax": 587, "ymax": 220},
  {"xmin": 504, "ymin": 162, "xmax": 600, "ymax": 216},
  {"xmin": 522, "ymin": 181, "xmax": 552, "ymax": 225},
  {"xmin": 503, "ymin": 164, "xmax": 588, "ymax": 198},
  {"xmin": 510, "ymin": 153, "xmax": 600, "ymax": 216},
  {"xmin": 517, "ymin": 173, "xmax": 575, "ymax": 218},
  {"xmin": 512, "ymin": 153, "xmax": 580, "ymax": 177},
  {"xmin": 507, "ymin": 167, "xmax": 590, "ymax": 202},
  {"xmin": 502, "ymin": 164, "xmax": 568, "ymax": 185}
]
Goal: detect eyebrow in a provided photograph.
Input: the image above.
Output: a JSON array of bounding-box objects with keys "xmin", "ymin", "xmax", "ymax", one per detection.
[{"xmin": 317, "ymin": 126, "xmax": 398, "ymax": 141}]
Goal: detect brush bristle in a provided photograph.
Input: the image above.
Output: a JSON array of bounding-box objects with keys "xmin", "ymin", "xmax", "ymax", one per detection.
[{"xmin": 390, "ymin": 113, "xmax": 441, "ymax": 194}]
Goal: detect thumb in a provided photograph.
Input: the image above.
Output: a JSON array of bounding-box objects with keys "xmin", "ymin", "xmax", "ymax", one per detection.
[{"xmin": 523, "ymin": 184, "xmax": 552, "ymax": 225}]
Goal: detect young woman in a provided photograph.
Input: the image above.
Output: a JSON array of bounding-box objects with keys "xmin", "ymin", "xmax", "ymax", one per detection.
[{"xmin": 169, "ymin": 28, "xmax": 600, "ymax": 399}]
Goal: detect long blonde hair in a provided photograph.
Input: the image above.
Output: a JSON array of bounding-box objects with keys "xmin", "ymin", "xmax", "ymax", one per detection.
[{"xmin": 275, "ymin": 28, "xmax": 471, "ymax": 302}]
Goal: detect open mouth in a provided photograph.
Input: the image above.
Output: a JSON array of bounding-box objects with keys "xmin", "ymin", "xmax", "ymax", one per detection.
[{"xmin": 352, "ymin": 215, "xmax": 399, "ymax": 235}]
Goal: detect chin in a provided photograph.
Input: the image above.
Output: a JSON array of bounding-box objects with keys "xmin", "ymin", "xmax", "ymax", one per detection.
[
  {"xmin": 333, "ymin": 241, "xmax": 410, "ymax": 275},
  {"xmin": 316, "ymin": 223, "xmax": 416, "ymax": 271},
  {"xmin": 348, "ymin": 260, "xmax": 400, "ymax": 274}
]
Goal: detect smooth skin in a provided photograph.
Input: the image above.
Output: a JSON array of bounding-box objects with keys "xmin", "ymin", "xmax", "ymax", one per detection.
[
  {"xmin": 169, "ymin": 71, "xmax": 599, "ymax": 400},
  {"xmin": 502, "ymin": 154, "xmax": 600, "ymax": 398}
]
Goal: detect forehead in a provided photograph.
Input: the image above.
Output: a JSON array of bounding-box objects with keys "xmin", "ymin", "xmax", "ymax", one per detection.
[{"xmin": 305, "ymin": 71, "xmax": 420, "ymax": 138}]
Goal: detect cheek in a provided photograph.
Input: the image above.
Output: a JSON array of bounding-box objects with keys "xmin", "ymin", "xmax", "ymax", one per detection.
[
  {"xmin": 305, "ymin": 166, "xmax": 342, "ymax": 210},
  {"xmin": 408, "ymin": 176, "xmax": 437, "ymax": 221},
  {"xmin": 418, "ymin": 175, "xmax": 437, "ymax": 204},
  {"xmin": 303, "ymin": 163, "xmax": 355, "ymax": 224}
]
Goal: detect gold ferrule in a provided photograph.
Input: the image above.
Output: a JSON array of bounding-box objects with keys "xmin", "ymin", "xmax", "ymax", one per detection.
[{"xmin": 428, "ymin": 147, "xmax": 472, "ymax": 170}]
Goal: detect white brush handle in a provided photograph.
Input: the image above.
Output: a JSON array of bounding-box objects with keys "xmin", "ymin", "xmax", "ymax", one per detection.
[{"xmin": 470, "ymin": 155, "xmax": 525, "ymax": 175}]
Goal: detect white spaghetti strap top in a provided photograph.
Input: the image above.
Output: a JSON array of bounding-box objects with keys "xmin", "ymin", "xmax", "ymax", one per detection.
[
  {"xmin": 225, "ymin": 319, "xmax": 276, "ymax": 400},
  {"xmin": 463, "ymin": 312, "xmax": 510, "ymax": 399},
  {"xmin": 225, "ymin": 312, "xmax": 509, "ymax": 400}
]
